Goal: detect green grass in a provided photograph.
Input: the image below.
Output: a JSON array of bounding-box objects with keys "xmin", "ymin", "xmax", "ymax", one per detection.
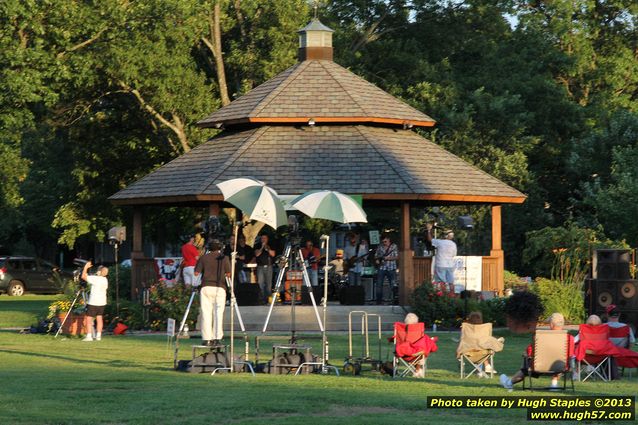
[
  {"xmin": 0, "ymin": 329, "xmax": 636, "ymax": 424},
  {"xmin": 0, "ymin": 295, "xmax": 60, "ymax": 328}
]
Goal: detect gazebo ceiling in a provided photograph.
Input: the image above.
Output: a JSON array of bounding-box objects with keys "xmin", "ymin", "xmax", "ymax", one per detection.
[
  {"xmin": 109, "ymin": 125, "xmax": 526, "ymax": 206},
  {"xmin": 196, "ymin": 60, "xmax": 436, "ymax": 129}
]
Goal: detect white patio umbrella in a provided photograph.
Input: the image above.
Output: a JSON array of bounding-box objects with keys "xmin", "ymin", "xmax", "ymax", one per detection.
[
  {"xmin": 290, "ymin": 190, "xmax": 367, "ymax": 224},
  {"xmin": 216, "ymin": 177, "xmax": 287, "ymax": 230},
  {"xmin": 215, "ymin": 177, "xmax": 287, "ymax": 374},
  {"xmin": 290, "ymin": 190, "xmax": 367, "ymax": 375}
]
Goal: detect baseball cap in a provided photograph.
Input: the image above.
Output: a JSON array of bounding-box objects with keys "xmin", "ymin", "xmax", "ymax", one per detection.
[{"xmin": 606, "ymin": 304, "xmax": 619, "ymax": 316}]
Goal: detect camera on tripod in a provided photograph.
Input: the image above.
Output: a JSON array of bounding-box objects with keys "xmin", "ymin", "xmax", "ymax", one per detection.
[
  {"xmin": 287, "ymin": 215, "xmax": 302, "ymax": 247},
  {"xmin": 202, "ymin": 215, "xmax": 228, "ymax": 253}
]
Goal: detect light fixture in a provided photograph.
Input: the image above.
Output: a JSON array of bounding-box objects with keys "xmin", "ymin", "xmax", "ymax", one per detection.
[
  {"xmin": 308, "ymin": 118, "xmax": 316, "ymax": 126},
  {"xmin": 402, "ymin": 121, "xmax": 413, "ymax": 130}
]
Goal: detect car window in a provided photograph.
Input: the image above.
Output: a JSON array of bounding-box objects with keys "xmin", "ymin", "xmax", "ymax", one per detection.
[
  {"xmin": 21, "ymin": 260, "xmax": 37, "ymax": 271},
  {"xmin": 8, "ymin": 260, "xmax": 22, "ymax": 270},
  {"xmin": 40, "ymin": 260, "xmax": 55, "ymax": 269}
]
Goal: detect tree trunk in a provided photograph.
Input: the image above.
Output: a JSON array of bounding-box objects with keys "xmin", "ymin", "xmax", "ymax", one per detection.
[{"xmin": 202, "ymin": 1, "xmax": 231, "ymax": 106}]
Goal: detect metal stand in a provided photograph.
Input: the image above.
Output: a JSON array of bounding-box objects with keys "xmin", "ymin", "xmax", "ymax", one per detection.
[
  {"xmin": 262, "ymin": 243, "xmax": 324, "ymax": 335},
  {"xmin": 172, "ymin": 266, "xmax": 249, "ymax": 373},
  {"xmin": 54, "ymin": 288, "xmax": 84, "ymax": 338},
  {"xmin": 296, "ymin": 234, "xmax": 339, "ymax": 375}
]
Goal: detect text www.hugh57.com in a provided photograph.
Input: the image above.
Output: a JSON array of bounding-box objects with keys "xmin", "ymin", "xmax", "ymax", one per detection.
[{"xmin": 528, "ymin": 409, "xmax": 633, "ymax": 421}]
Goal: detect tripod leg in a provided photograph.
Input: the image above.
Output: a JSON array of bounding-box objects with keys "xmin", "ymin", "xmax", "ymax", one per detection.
[
  {"xmin": 262, "ymin": 244, "xmax": 291, "ymax": 333},
  {"xmin": 297, "ymin": 249, "xmax": 324, "ymax": 332},
  {"xmin": 54, "ymin": 289, "xmax": 83, "ymax": 338},
  {"xmin": 177, "ymin": 290, "xmax": 197, "ymax": 337}
]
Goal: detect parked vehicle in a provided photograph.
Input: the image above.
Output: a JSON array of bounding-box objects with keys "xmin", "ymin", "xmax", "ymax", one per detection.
[{"xmin": 0, "ymin": 256, "xmax": 72, "ymax": 296}]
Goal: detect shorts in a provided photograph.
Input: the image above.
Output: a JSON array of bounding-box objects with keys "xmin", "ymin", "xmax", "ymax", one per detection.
[{"xmin": 86, "ymin": 304, "xmax": 105, "ymax": 317}]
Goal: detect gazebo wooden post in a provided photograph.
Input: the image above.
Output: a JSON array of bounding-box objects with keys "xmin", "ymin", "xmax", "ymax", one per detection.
[
  {"xmin": 399, "ymin": 202, "xmax": 415, "ymax": 306},
  {"xmin": 490, "ymin": 205, "xmax": 504, "ymax": 294},
  {"xmin": 131, "ymin": 207, "xmax": 144, "ymax": 299}
]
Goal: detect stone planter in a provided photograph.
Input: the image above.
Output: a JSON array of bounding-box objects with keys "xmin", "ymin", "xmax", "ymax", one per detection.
[{"xmin": 57, "ymin": 313, "xmax": 87, "ymax": 336}]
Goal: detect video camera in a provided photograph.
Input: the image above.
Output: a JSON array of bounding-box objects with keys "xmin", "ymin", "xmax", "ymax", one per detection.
[
  {"xmin": 287, "ymin": 215, "xmax": 302, "ymax": 247},
  {"xmin": 72, "ymin": 258, "xmax": 89, "ymax": 287},
  {"xmin": 201, "ymin": 215, "xmax": 229, "ymax": 255}
]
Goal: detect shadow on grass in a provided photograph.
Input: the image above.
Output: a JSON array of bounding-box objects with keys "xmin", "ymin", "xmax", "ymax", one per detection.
[{"xmin": 0, "ymin": 348, "xmax": 172, "ymax": 372}]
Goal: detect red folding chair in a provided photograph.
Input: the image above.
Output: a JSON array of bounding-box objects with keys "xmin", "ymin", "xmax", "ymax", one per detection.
[
  {"xmin": 609, "ymin": 326, "xmax": 632, "ymax": 378},
  {"xmin": 576, "ymin": 324, "xmax": 613, "ymax": 381},
  {"xmin": 392, "ymin": 322, "xmax": 437, "ymax": 378}
]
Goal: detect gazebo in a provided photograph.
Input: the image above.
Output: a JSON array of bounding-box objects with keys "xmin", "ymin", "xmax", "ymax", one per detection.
[{"xmin": 110, "ymin": 19, "xmax": 525, "ymax": 305}]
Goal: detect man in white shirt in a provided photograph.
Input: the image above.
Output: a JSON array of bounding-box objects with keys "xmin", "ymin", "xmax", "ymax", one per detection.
[
  {"xmin": 81, "ymin": 261, "xmax": 109, "ymax": 342},
  {"xmin": 425, "ymin": 222, "xmax": 457, "ymax": 284}
]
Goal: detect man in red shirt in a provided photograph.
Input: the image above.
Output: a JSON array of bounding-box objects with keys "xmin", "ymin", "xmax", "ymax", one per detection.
[
  {"xmin": 181, "ymin": 235, "xmax": 200, "ymax": 286},
  {"xmin": 301, "ymin": 240, "xmax": 321, "ymax": 287}
]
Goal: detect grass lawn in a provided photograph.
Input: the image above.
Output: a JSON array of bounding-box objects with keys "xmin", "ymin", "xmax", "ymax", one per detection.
[
  {"xmin": 0, "ymin": 328, "xmax": 636, "ymax": 424},
  {"xmin": 0, "ymin": 295, "xmax": 60, "ymax": 328}
]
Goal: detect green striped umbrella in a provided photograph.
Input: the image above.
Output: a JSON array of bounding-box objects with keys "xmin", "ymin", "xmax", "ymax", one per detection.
[
  {"xmin": 216, "ymin": 177, "xmax": 287, "ymax": 229},
  {"xmin": 291, "ymin": 190, "xmax": 367, "ymax": 223}
]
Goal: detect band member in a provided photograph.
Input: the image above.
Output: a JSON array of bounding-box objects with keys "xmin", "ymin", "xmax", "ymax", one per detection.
[
  {"xmin": 375, "ymin": 235, "xmax": 398, "ymax": 305},
  {"xmin": 195, "ymin": 240, "xmax": 231, "ymax": 346},
  {"xmin": 181, "ymin": 235, "xmax": 200, "ymax": 286},
  {"xmin": 329, "ymin": 249, "xmax": 346, "ymax": 278},
  {"xmin": 425, "ymin": 222, "xmax": 457, "ymax": 284},
  {"xmin": 344, "ymin": 232, "xmax": 368, "ymax": 286},
  {"xmin": 301, "ymin": 239, "xmax": 321, "ymax": 287},
  {"xmin": 254, "ymin": 234, "xmax": 276, "ymax": 302},
  {"xmin": 235, "ymin": 234, "xmax": 254, "ymax": 284},
  {"xmin": 81, "ymin": 261, "xmax": 109, "ymax": 342}
]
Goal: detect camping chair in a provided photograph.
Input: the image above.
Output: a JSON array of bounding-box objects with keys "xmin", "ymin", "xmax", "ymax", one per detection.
[
  {"xmin": 523, "ymin": 329, "xmax": 574, "ymax": 391},
  {"xmin": 392, "ymin": 322, "xmax": 436, "ymax": 378},
  {"xmin": 576, "ymin": 324, "xmax": 612, "ymax": 382},
  {"xmin": 609, "ymin": 325, "xmax": 632, "ymax": 378},
  {"xmin": 457, "ymin": 323, "xmax": 496, "ymax": 379}
]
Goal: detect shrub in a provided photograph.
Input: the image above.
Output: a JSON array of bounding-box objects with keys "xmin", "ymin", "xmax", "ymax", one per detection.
[
  {"xmin": 531, "ymin": 277, "xmax": 585, "ymax": 323},
  {"xmin": 147, "ymin": 283, "xmax": 199, "ymax": 331},
  {"xmin": 411, "ymin": 281, "xmax": 463, "ymax": 328}
]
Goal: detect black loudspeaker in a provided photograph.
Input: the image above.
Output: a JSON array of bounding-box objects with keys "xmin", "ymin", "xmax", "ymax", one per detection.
[
  {"xmin": 339, "ymin": 286, "xmax": 365, "ymax": 305},
  {"xmin": 457, "ymin": 215, "xmax": 474, "ymax": 230},
  {"xmin": 593, "ymin": 249, "xmax": 632, "ymax": 280},
  {"xmin": 301, "ymin": 286, "xmax": 323, "ymax": 305},
  {"xmin": 235, "ymin": 284, "xmax": 262, "ymax": 306},
  {"xmin": 588, "ymin": 279, "xmax": 638, "ymax": 328}
]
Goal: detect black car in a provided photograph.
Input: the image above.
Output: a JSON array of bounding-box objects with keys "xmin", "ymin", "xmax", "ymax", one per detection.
[{"xmin": 0, "ymin": 256, "xmax": 72, "ymax": 296}]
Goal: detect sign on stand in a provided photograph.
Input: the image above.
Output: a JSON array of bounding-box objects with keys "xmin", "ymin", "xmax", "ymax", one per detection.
[{"xmin": 453, "ymin": 256, "xmax": 482, "ymax": 292}]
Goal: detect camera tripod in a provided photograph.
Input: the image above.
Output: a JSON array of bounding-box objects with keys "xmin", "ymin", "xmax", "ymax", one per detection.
[
  {"xmin": 262, "ymin": 242, "xmax": 324, "ymax": 337},
  {"xmin": 54, "ymin": 288, "xmax": 86, "ymax": 338},
  {"xmin": 173, "ymin": 275, "xmax": 249, "ymax": 370}
]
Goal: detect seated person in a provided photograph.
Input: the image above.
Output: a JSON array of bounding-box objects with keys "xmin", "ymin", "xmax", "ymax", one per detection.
[
  {"xmin": 397, "ymin": 313, "xmax": 438, "ymax": 378},
  {"xmin": 457, "ymin": 311, "xmax": 504, "ymax": 375},
  {"xmin": 328, "ymin": 249, "xmax": 345, "ymax": 278},
  {"xmin": 500, "ymin": 312, "xmax": 574, "ymax": 390},
  {"xmin": 574, "ymin": 314, "xmax": 602, "ymax": 343},
  {"xmin": 605, "ymin": 304, "xmax": 636, "ymax": 346}
]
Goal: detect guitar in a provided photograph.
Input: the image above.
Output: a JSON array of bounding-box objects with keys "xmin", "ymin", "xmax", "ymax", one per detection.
[{"xmin": 345, "ymin": 249, "xmax": 372, "ymax": 273}]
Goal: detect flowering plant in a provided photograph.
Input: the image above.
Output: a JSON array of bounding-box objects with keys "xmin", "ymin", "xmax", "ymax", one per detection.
[
  {"xmin": 410, "ymin": 281, "xmax": 463, "ymax": 328},
  {"xmin": 47, "ymin": 298, "xmax": 86, "ymax": 319}
]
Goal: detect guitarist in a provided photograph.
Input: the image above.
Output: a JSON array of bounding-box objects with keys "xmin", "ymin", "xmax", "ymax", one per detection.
[
  {"xmin": 344, "ymin": 232, "xmax": 368, "ymax": 286},
  {"xmin": 375, "ymin": 235, "xmax": 398, "ymax": 305}
]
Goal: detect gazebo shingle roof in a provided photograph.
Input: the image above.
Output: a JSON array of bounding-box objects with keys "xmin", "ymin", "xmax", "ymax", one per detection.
[
  {"xmin": 197, "ymin": 60, "xmax": 436, "ymax": 128},
  {"xmin": 110, "ymin": 125, "xmax": 525, "ymax": 204}
]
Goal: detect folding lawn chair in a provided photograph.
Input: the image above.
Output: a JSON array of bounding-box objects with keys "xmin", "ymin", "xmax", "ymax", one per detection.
[
  {"xmin": 576, "ymin": 324, "xmax": 612, "ymax": 382},
  {"xmin": 457, "ymin": 323, "xmax": 496, "ymax": 379},
  {"xmin": 609, "ymin": 325, "xmax": 632, "ymax": 378},
  {"xmin": 523, "ymin": 329, "xmax": 574, "ymax": 391},
  {"xmin": 392, "ymin": 322, "xmax": 437, "ymax": 378}
]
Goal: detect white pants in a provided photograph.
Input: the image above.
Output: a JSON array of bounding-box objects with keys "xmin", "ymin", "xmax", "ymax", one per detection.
[
  {"xmin": 183, "ymin": 266, "xmax": 201, "ymax": 286},
  {"xmin": 200, "ymin": 286, "xmax": 226, "ymax": 341}
]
